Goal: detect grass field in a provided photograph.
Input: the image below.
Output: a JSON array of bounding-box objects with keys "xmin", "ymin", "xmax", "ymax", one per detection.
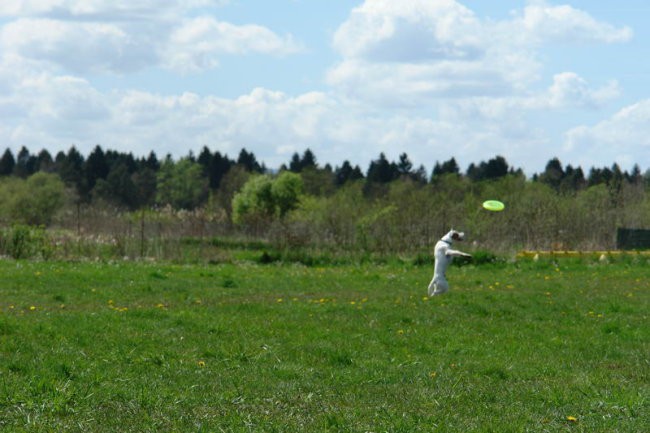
[{"xmin": 0, "ymin": 257, "xmax": 648, "ymax": 432}]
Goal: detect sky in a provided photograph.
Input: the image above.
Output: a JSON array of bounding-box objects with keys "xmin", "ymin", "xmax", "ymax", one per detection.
[{"xmin": 1, "ymin": 0, "xmax": 649, "ymax": 176}]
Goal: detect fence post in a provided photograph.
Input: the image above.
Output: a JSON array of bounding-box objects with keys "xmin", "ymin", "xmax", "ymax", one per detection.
[{"xmin": 140, "ymin": 208, "xmax": 145, "ymax": 258}]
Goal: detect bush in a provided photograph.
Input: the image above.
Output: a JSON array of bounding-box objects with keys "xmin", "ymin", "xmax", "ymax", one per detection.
[
  {"xmin": 0, "ymin": 173, "xmax": 66, "ymax": 226},
  {"xmin": 0, "ymin": 225, "xmax": 53, "ymax": 259}
]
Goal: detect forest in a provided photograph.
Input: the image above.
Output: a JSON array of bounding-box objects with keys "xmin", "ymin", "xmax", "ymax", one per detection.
[{"xmin": 0, "ymin": 145, "xmax": 649, "ymax": 259}]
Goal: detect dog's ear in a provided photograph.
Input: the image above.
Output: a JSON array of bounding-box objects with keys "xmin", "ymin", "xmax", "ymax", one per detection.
[{"xmin": 451, "ymin": 230, "xmax": 465, "ymax": 241}]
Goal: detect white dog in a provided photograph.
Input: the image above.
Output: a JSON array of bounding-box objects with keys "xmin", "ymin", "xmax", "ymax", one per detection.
[{"xmin": 428, "ymin": 229, "xmax": 471, "ymax": 296}]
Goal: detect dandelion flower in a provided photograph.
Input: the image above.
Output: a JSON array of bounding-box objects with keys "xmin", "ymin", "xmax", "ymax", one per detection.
[
  {"xmin": 29, "ymin": 306, "xmax": 36, "ymax": 311},
  {"xmin": 197, "ymin": 360, "xmax": 206, "ymax": 368},
  {"xmin": 566, "ymin": 416, "xmax": 578, "ymax": 422}
]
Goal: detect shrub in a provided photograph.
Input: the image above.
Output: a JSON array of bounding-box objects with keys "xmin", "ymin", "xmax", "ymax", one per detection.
[{"xmin": 0, "ymin": 225, "xmax": 53, "ymax": 259}]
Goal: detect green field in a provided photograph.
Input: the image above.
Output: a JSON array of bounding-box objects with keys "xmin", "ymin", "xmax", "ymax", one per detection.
[{"xmin": 0, "ymin": 258, "xmax": 648, "ymax": 432}]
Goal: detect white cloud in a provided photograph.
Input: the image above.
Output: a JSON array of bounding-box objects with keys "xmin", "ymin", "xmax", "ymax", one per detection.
[
  {"xmin": 165, "ymin": 17, "xmax": 303, "ymax": 73},
  {"xmin": 328, "ymin": 0, "xmax": 504, "ymax": 104},
  {"xmin": 0, "ymin": 1, "xmax": 298, "ymax": 75},
  {"xmin": 328, "ymin": 0, "xmax": 632, "ymax": 107},
  {"xmin": 517, "ymin": 1, "xmax": 633, "ymax": 44},
  {"xmin": 4, "ymin": 71, "xmax": 110, "ymax": 147},
  {"xmin": 545, "ymin": 73, "xmax": 620, "ymax": 109},
  {"xmin": 1, "ymin": 18, "xmax": 157, "ymax": 74},
  {"xmin": 0, "ymin": 65, "xmax": 546, "ymax": 173},
  {"xmin": 333, "ymin": 0, "xmax": 484, "ymax": 62},
  {"xmin": 564, "ymin": 101, "xmax": 650, "ymax": 169}
]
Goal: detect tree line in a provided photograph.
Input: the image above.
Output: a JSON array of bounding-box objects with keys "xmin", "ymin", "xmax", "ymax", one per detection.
[
  {"xmin": 1, "ymin": 145, "xmax": 649, "ymax": 253},
  {"xmin": 1, "ymin": 145, "xmax": 646, "ymax": 212}
]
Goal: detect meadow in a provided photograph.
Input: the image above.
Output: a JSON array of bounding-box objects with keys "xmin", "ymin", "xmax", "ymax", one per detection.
[{"xmin": 0, "ymin": 257, "xmax": 647, "ymax": 432}]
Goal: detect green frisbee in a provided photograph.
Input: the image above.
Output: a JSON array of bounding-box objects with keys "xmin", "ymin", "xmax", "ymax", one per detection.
[{"xmin": 482, "ymin": 200, "xmax": 505, "ymax": 212}]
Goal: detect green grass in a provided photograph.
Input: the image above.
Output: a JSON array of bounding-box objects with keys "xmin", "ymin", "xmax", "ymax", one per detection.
[{"xmin": 0, "ymin": 258, "xmax": 648, "ymax": 432}]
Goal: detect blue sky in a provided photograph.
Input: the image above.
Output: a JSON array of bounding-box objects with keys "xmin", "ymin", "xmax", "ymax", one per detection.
[{"xmin": 1, "ymin": 0, "xmax": 649, "ymax": 175}]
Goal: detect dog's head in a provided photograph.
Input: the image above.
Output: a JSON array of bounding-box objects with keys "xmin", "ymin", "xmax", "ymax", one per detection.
[{"xmin": 442, "ymin": 229, "xmax": 465, "ymax": 243}]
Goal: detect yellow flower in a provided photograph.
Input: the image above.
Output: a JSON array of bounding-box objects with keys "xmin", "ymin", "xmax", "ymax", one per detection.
[
  {"xmin": 29, "ymin": 306, "xmax": 36, "ymax": 311},
  {"xmin": 397, "ymin": 329, "xmax": 404, "ymax": 335},
  {"xmin": 566, "ymin": 416, "xmax": 578, "ymax": 422},
  {"xmin": 429, "ymin": 372, "xmax": 437, "ymax": 378},
  {"xmin": 197, "ymin": 360, "xmax": 206, "ymax": 368}
]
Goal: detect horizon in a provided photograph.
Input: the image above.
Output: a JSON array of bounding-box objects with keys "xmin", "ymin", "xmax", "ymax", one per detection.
[{"xmin": 2, "ymin": 144, "xmax": 646, "ymax": 180}]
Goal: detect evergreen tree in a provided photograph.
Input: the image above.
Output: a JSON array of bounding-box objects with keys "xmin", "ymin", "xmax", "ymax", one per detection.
[
  {"xmin": 396, "ymin": 153, "xmax": 413, "ymax": 177},
  {"xmin": 431, "ymin": 157, "xmax": 460, "ymax": 181},
  {"xmin": 197, "ymin": 147, "xmax": 212, "ymax": 175},
  {"xmin": 628, "ymin": 164, "xmax": 642, "ymax": 184},
  {"xmin": 466, "ymin": 162, "xmax": 480, "ymax": 181},
  {"xmin": 0, "ymin": 148, "xmax": 15, "ymax": 176},
  {"xmin": 539, "ymin": 157, "xmax": 564, "ymax": 191},
  {"xmin": 466, "ymin": 156, "xmax": 510, "ymax": 181},
  {"xmin": 560, "ymin": 165, "xmax": 586, "ymax": 192},
  {"xmin": 590, "ymin": 166, "xmax": 613, "ymax": 186},
  {"xmin": 287, "ymin": 149, "xmax": 317, "ymax": 173},
  {"xmin": 36, "ymin": 149, "xmax": 55, "ymax": 173},
  {"xmin": 107, "ymin": 163, "xmax": 138, "ymax": 209},
  {"xmin": 132, "ymin": 167, "xmax": 157, "ymax": 207},
  {"xmin": 144, "ymin": 151, "xmax": 160, "ymax": 171},
  {"xmin": 335, "ymin": 161, "xmax": 364, "ymax": 186},
  {"xmin": 85, "ymin": 145, "xmax": 109, "ymax": 192},
  {"xmin": 211, "ymin": 151, "xmax": 233, "ymax": 190},
  {"xmin": 288, "ymin": 152, "xmax": 302, "ymax": 172},
  {"xmin": 484, "ymin": 156, "xmax": 509, "ymax": 179},
  {"xmin": 301, "ymin": 149, "xmax": 317, "ymax": 170},
  {"xmin": 14, "ymin": 146, "xmax": 37, "ymax": 178},
  {"xmin": 57, "ymin": 146, "xmax": 86, "ymax": 197},
  {"xmin": 366, "ymin": 153, "xmax": 398, "ymax": 183},
  {"xmin": 413, "ymin": 164, "xmax": 428, "ymax": 184},
  {"xmin": 237, "ymin": 148, "xmax": 262, "ymax": 173}
]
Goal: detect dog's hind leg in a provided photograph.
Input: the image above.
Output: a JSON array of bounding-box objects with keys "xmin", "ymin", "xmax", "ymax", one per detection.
[{"xmin": 428, "ymin": 277, "xmax": 449, "ymax": 296}]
